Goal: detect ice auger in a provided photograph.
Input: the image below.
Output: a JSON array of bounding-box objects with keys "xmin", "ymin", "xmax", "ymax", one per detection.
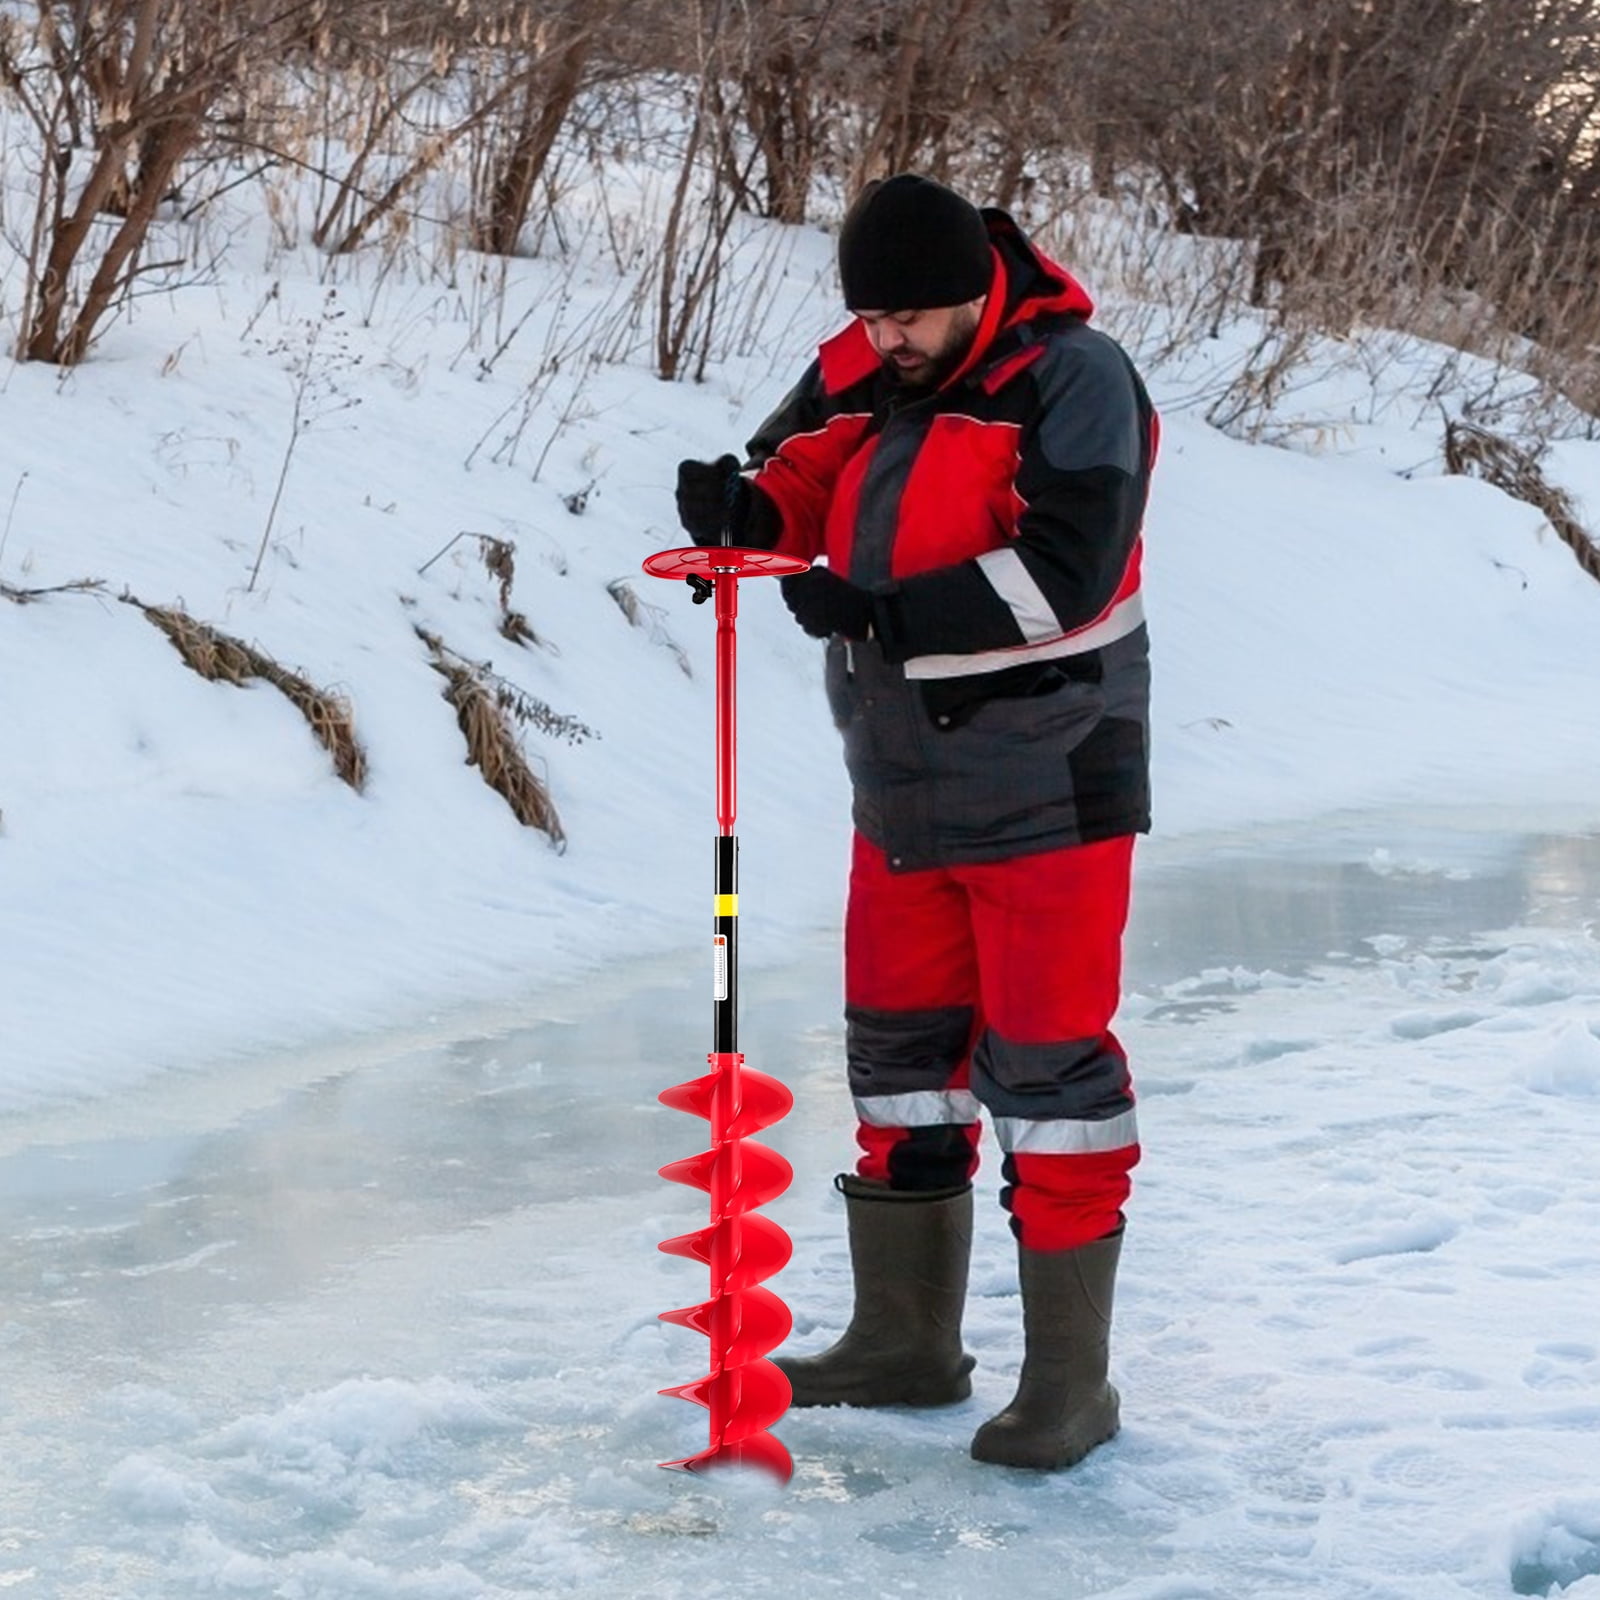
[{"xmin": 642, "ymin": 527, "xmax": 810, "ymax": 1482}]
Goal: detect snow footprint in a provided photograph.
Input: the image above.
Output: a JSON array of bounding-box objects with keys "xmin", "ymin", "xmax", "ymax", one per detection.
[
  {"xmin": 1352, "ymin": 1335, "xmax": 1488, "ymax": 1393},
  {"xmin": 1366, "ymin": 1444, "xmax": 1470, "ymax": 1497},
  {"xmin": 1524, "ymin": 1343, "xmax": 1599, "ymax": 1394},
  {"xmin": 1228, "ymin": 1422, "xmax": 1329, "ymax": 1555}
]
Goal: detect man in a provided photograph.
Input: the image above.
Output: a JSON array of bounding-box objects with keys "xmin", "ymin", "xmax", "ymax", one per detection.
[{"xmin": 675, "ymin": 174, "xmax": 1157, "ymax": 1471}]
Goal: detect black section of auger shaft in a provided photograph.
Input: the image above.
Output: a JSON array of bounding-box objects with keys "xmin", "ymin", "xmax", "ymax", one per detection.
[{"xmin": 715, "ymin": 835, "xmax": 738, "ymax": 1054}]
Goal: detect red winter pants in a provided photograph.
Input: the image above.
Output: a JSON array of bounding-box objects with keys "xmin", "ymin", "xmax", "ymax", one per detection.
[{"xmin": 844, "ymin": 831, "xmax": 1139, "ymax": 1250}]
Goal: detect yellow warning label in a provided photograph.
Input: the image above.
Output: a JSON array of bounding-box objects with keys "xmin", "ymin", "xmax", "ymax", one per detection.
[{"xmin": 714, "ymin": 894, "xmax": 739, "ymax": 917}]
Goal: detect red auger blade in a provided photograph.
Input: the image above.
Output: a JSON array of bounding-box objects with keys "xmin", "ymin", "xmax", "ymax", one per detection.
[
  {"xmin": 656, "ymin": 1075, "xmax": 717, "ymax": 1121},
  {"xmin": 658, "ymin": 1375, "xmax": 713, "ymax": 1410},
  {"xmin": 657, "ymin": 1067, "xmax": 793, "ymax": 1138},
  {"xmin": 657, "ymin": 1223, "xmax": 715, "ymax": 1267},
  {"xmin": 657, "ymin": 1139, "xmax": 793, "ymax": 1211},
  {"xmin": 659, "ymin": 1358, "xmax": 791, "ymax": 1442},
  {"xmin": 657, "ymin": 1148, "xmax": 717, "ymax": 1194},
  {"xmin": 730, "ymin": 1139, "xmax": 794, "ymax": 1209},
  {"xmin": 725, "ymin": 1286, "xmax": 793, "ymax": 1364},
  {"xmin": 725, "ymin": 1070, "xmax": 794, "ymax": 1139},
  {"xmin": 658, "ymin": 1285, "xmax": 792, "ymax": 1363},
  {"xmin": 660, "ymin": 1429, "xmax": 794, "ymax": 1483},
  {"xmin": 719, "ymin": 1357, "xmax": 793, "ymax": 1442},
  {"xmin": 657, "ymin": 1212, "xmax": 792, "ymax": 1289},
  {"xmin": 658, "ymin": 1301, "xmax": 714, "ymax": 1337}
]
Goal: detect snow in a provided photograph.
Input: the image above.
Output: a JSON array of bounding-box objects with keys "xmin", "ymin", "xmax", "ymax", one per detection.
[
  {"xmin": 2, "ymin": 129, "xmax": 1600, "ymax": 1599},
  {"xmin": 1521, "ymin": 1020, "xmax": 1600, "ymax": 1098}
]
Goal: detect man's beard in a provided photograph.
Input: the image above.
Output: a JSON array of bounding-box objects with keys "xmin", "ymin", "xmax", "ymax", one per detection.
[{"xmin": 882, "ymin": 306, "xmax": 983, "ymax": 388}]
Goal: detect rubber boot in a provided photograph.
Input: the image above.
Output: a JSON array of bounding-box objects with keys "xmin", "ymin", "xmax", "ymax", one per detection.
[
  {"xmin": 970, "ymin": 1230, "xmax": 1122, "ymax": 1469},
  {"xmin": 775, "ymin": 1175, "xmax": 976, "ymax": 1407}
]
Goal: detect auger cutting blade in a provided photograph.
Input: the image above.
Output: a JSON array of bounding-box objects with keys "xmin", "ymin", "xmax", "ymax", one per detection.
[
  {"xmin": 658, "ymin": 1285, "xmax": 792, "ymax": 1363},
  {"xmin": 657, "ymin": 1066, "xmax": 793, "ymax": 1137},
  {"xmin": 657, "ymin": 1139, "xmax": 794, "ymax": 1211},
  {"xmin": 657, "ymin": 1212, "xmax": 793, "ymax": 1288},
  {"xmin": 659, "ymin": 1356, "xmax": 791, "ymax": 1441},
  {"xmin": 716, "ymin": 1357, "xmax": 793, "ymax": 1442},
  {"xmin": 660, "ymin": 1429, "xmax": 794, "ymax": 1484}
]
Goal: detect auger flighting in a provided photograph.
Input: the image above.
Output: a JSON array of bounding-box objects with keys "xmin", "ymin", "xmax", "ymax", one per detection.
[{"xmin": 642, "ymin": 525, "xmax": 810, "ymax": 1481}]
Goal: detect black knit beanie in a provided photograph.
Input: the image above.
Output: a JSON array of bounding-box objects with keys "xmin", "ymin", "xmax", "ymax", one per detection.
[{"xmin": 838, "ymin": 174, "xmax": 993, "ymax": 311}]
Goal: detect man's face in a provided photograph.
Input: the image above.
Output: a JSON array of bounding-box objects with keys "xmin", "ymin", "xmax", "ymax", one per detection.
[{"xmin": 856, "ymin": 298, "xmax": 986, "ymax": 387}]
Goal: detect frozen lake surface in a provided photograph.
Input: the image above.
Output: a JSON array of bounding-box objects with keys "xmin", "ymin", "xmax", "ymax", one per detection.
[{"xmin": 3, "ymin": 815, "xmax": 1600, "ymax": 1599}]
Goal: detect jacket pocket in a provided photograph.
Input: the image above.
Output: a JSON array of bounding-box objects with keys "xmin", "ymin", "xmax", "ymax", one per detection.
[
  {"xmin": 918, "ymin": 658, "xmax": 1101, "ymax": 732},
  {"xmin": 960, "ymin": 677, "xmax": 1104, "ymax": 753}
]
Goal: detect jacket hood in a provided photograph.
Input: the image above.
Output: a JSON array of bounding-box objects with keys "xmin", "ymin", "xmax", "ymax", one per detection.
[{"xmin": 983, "ymin": 207, "xmax": 1094, "ymax": 327}]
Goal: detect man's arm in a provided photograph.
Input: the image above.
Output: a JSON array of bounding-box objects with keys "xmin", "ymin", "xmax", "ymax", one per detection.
[
  {"xmin": 745, "ymin": 355, "xmax": 877, "ymax": 561},
  {"xmin": 877, "ymin": 330, "xmax": 1152, "ymax": 662}
]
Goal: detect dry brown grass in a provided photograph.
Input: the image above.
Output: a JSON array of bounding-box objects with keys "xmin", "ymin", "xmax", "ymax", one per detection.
[
  {"xmin": 128, "ymin": 598, "xmax": 368, "ymax": 790},
  {"xmin": 415, "ymin": 627, "xmax": 594, "ymax": 848},
  {"xmin": 0, "ymin": 578, "xmax": 106, "ymax": 603},
  {"xmin": 1443, "ymin": 422, "xmax": 1600, "ymax": 586},
  {"xmin": 416, "ymin": 530, "xmax": 542, "ymax": 647},
  {"xmin": 478, "ymin": 536, "xmax": 540, "ymax": 647}
]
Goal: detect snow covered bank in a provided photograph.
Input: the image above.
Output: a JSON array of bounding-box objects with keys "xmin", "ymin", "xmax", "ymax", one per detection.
[{"xmin": 3, "ymin": 172, "xmax": 1600, "ymax": 1111}]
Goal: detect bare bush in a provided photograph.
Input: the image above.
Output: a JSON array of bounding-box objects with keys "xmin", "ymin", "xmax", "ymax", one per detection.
[
  {"xmin": 416, "ymin": 529, "xmax": 546, "ymax": 646},
  {"xmin": 697, "ymin": 0, "xmax": 1090, "ymax": 217},
  {"xmin": 281, "ymin": 0, "xmax": 632, "ymax": 262},
  {"xmin": 249, "ymin": 288, "xmax": 363, "ymax": 592},
  {"xmin": 652, "ymin": 7, "xmax": 751, "ymax": 382},
  {"xmin": 468, "ymin": 5, "xmax": 595, "ymax": 257},
  {"xmin": 721, "ymin": 0, "xmax": 834, "ymax": 223},
  {"xmin": 0, "ymin": 0, "xmax": 331, "ymax": 364},
  {"xmin": 1062, "ymin": 1, "xmax": 1600, "ymax": 341}
]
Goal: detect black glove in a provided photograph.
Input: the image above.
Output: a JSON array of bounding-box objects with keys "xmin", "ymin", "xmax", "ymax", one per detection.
[
  {"xmin": 780, "ymin": 568, "xmax": 877, "ymax": 641},
  {"xmin": 676, "ymin": 454, "xmax": 756, "ymax": 547}
]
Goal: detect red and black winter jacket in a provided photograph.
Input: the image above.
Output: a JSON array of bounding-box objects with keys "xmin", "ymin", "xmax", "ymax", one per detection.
[{"xmin": 746, "ymin": 210, "xmax": 1158, "ymax": 871}]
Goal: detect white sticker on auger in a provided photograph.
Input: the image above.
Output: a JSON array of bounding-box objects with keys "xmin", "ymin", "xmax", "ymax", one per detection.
[{"xmin": 713, "ymin": 935, "xmax": 729, "ymax": 1001}]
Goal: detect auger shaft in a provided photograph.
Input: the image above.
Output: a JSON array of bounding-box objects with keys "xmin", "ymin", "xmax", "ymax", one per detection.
[
  {"xmin": 642, "ymin": 540, "xmax": 809, "ymax": 1484},
  {"xmin": 715, "ymin": 573, "xmax": 738, "ymax": 839}
]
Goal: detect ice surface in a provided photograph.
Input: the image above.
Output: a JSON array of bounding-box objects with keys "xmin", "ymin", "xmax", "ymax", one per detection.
[{"xmin": 2, "ymin": 820, "xmax": 1598, "ymax": 1598}]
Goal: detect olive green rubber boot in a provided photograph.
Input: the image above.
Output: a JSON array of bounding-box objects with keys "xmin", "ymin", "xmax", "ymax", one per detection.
[
  {"xmin": 775, "ymin": 1175, "xmax": 976, "ymax": 1408},
  {"xmin": 970, "ymin": 1231, "xmax": 1123, "ymax": 1469}
]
